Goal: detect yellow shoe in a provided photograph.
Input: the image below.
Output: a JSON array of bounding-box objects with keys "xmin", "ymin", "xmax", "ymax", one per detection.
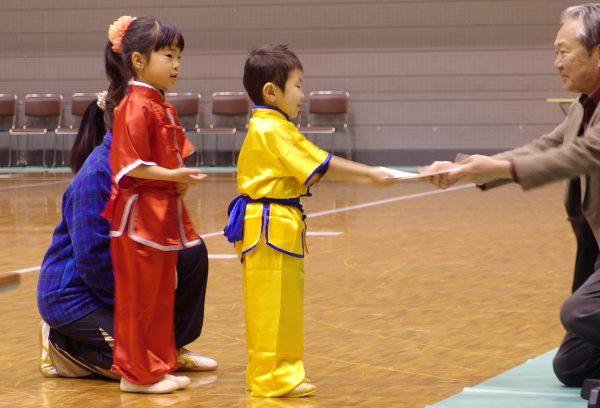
[
  {"xmin": 281, "ymin": 381, "xmax": 316, "ymax": 398},
  {"xmin": 39, "ymin": 321, "xmax": 59, "ymax": 378},
  {"xmin": 246, "ymin": 378, "xmax": 313, "ymax": 393}
]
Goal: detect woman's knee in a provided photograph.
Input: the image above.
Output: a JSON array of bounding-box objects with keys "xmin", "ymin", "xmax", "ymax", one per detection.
[
  {"xmin": 560, "ymin": 295, "xmax": 586, "ymax": 333},
  {"xmin": 553, "ymin": 349, "xmax": 585, "ymax": 386}
]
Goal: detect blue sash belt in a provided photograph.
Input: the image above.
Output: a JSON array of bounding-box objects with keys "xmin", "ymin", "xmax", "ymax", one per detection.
[{"xmin": 223, "ymin": 195, "xmax": 304, "ymax": 243}]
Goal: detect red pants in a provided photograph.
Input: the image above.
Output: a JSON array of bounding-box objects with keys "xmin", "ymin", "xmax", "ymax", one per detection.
[{"xmin": 111, "ymin": 235, "xmax": 178, "ymax": 384}]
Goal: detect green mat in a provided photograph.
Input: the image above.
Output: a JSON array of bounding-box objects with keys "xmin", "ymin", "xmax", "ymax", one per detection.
[{"xmin": 427, "ymin": 349, "xmax": 582, "ymax": 407}]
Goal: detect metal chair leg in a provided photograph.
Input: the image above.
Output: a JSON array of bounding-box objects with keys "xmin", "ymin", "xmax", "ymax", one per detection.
[
  {"xmin": 213, "ymin": 134, "xmax": 218, "ymax": 167},
  {"xmin": 231, "ymin": 132, "xmax": 237, "ymax": 167}
]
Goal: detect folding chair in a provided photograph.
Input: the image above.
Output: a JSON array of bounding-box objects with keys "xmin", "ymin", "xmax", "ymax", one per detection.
[
  {"xmin": 298, "ymin": 91, "xmax": 352, "ymax": 159},
  {"xmin": 0, "ymin": 95, "xmax": 17, "ymax": 167},
  {"xmin": 165, "ymin": 92, "xmax": 201, "ymax": 165},
  {"xmin": 9, "ymin": 94, "xmax": 63, "ymax": 167},
  {"xmin": 197, "ymin": 92, "xmax": 249, "ymax": 166},
  {"xmin": 55, "ymin": 93, "xmax": 97, "ymax": 166}
]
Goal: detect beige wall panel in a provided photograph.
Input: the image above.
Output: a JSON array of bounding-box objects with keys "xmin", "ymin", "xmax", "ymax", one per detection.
[
  {"xmin": 0, "ymin": 1, "xmax": 568, "ymax": 32},
  {"xmin": 0, "ymin": 50, "xmax": 558, "ymax": 85},
  {"xmin": 352, "ymin": 124, "xmax": 560, "ymax": 150},
  {"xmin": 351, "ymin": 100, "xmax": 558, "ymax": 125},
  {"xmin": 1, "ymin": 28, "xmax": 560, "ymax": 55},
  {"xmin": 0, "ymin": 0, "xmax": 578, "ymax": 160}
]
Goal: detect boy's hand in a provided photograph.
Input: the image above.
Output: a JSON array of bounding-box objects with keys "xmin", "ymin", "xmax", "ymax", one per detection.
[
  {"xmin": 367, "ymin": 167, "xmax": 401, "ymax": 188},
  {"xmin": 171, "ymin": 168, "xmax": 207, "ymax": 185}
]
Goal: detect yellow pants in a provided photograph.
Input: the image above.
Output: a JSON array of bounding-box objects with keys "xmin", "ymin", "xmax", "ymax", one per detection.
[{"xmin": 241, "ymin": 239, "xmax": 306, "ymax": 397}]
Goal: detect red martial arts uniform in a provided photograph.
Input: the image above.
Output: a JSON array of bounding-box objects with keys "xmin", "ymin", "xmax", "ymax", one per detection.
[{"xmin": 102, "ymin": 82, "xmax": 200, "ymax": 385}]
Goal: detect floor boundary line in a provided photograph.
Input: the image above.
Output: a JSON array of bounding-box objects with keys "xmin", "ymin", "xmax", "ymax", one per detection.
[
  {"xmin": 6, "ymin": 183, "xmax": 473, "ymax": 275},
  {"xmin": 0, "ymin": 180, "xmax": 69, "ymax": 191},
  {"xmin": 462, "ymin": 387, "xmax": 579, "ymax": 398}
]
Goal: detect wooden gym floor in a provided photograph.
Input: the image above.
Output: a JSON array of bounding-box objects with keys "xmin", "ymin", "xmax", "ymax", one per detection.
[{"xmin": 0, "ymin": 172, "xmax": 576, "ymax": 407}]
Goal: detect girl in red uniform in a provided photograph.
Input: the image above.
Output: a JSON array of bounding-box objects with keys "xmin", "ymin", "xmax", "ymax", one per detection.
[{"xmin": 101, "ymin": 16, "xmax": 205, "ymax": 394}]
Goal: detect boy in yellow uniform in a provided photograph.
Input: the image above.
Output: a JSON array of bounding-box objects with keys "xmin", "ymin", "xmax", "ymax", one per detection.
[{"xmin": 224, "ymin": 44, "xmax": 398, "ymax": 398}]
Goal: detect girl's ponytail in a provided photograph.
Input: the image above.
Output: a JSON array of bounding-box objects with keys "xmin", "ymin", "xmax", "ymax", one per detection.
[
  {"xmin": 104, "ymin": 42, "xmax": 128, "ymax": 115},
  {"xmin": 104, "ymin": 16, "xmax": 137, "ymax": 117}
]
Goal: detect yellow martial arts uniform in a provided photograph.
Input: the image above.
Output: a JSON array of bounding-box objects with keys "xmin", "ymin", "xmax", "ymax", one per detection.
[{"xmin": 228, "ymin": 107, "xmax": 331, "ymax": 397}]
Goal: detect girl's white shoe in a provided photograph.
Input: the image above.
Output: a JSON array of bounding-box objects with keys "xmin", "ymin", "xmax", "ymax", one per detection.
[
  {"xmin": 165, "ymin": 374, "xmax": 191, "ymax": 389},
  {"xmin": 119, "ymin": 376, "xmax": 178, "ymax": 394}
]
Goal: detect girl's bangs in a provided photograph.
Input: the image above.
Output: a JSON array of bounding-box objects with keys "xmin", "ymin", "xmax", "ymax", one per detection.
[{"xmin": 155, "ymin": 21, "xmax": 185, "ymax": 51}]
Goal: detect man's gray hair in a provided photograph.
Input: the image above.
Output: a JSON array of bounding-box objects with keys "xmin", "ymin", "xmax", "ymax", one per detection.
[{"xmin": 562, "ymin": 3, "xmax": 600, "ymax": 51}]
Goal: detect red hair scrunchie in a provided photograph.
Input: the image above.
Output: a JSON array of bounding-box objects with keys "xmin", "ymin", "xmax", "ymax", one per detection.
[{"xmin": 108, "ymin": 16, "xmax": 137, "ymax": 54}]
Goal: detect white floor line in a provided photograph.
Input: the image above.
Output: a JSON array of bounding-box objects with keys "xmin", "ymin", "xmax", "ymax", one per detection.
[
  {"xmin": 306, "ymin": 231, "xmax": 343, "ymax": 236},
  {"xmin": 201, "ymin": 183, "xmax": 473, "ymax": 238},
  {"xmin": 308, "ymin": 184, "xmax": 472, "ymax": 218},
  {"xmin": 201, "ymin": 231, "xmax": 226, "ymax": 238},
  {"xmin": 462, "ymin": 387, "xmax": 579, "ymax": 398},
  {"xmin": 7, "ymin": 184, "xmax": 473, "ymax": 275},
  {"xmin": 0, "ymin": 180, "xmax": 69, "ymax": 191},
  {"xmin": 208, "ymin": 254, "xmax": 237, "ymax": 259},
  {"xmin": 12, "ymin": 266, "xmax": 41, "ymax": 274}
]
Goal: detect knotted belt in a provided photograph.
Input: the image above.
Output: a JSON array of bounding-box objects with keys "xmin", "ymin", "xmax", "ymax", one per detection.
[{"xmin": 223, "ymin": 195, "xmax": 305, "ymax": 243}]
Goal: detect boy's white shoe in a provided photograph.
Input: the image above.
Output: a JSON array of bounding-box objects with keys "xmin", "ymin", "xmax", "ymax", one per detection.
[
  {"xmin": 176, "ymin": 347, "xmax": 218, "ymax": 371},
  {"xmin": 39, "ymin": 321, "xmax": 59, "ymax": 378},
  {"xmin": 119, "ymin": 376, "xmax": 178, "ymax": 394}
]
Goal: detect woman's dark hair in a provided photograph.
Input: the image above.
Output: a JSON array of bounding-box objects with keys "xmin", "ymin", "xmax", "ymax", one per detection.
[
  {"xmin": 105, "ymin": 17, "xmax": 185, "ymax": 113},
  {"xmin": 69, "ymin": 101, "xmax": 106, "ymax": 174},
  {"xmin": 243, "ymin": 44, "xmax": 303, "ymax": 105}
]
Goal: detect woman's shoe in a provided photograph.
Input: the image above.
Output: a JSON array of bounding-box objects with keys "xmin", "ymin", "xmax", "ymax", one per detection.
[
  {"xmin": 38, "ymin": 321, "xmax": 59, "ymax": 378},
  {"xmin": 176, "ymin": 347, "xmax": 218, "ymax": 371}
]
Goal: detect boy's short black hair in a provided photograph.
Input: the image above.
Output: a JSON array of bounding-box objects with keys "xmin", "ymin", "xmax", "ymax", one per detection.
[{"xmin": 243, "ymin": 44, "xmax": 303, "ymax": 105}]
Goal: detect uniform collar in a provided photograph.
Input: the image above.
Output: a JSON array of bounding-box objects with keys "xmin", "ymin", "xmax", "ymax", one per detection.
[
  {"xmin": 128, "ymin": 81, "xmax": 165, "ymax": 103},
  {"xmin": 253, "ymin": 105, "xmax": 291, "ymax": 122}
]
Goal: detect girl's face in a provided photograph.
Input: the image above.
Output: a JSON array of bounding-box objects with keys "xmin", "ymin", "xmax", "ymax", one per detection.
[{"xmin": 134, "ymin": 46, "xmax": 181, "ymax": 90}]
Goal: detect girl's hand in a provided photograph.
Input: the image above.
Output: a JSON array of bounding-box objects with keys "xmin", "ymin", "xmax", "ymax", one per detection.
[
  {"xmin": 176, "ymin": 183, "xmax": 190, "ymax": 195},
  {"xmin": 171, "ymin": 168, "xmax": 207, "ymax": 185}
]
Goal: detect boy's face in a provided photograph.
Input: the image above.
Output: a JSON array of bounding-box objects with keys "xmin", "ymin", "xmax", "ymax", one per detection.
[{"xmin": 272, "ymin": 68, "xmax": 304, "ymax": 119}]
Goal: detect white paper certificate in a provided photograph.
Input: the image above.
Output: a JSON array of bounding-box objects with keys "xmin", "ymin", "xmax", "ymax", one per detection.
[{"xmin": 379, "ymin": 166, "xmax": 460, "ymax": 180}]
